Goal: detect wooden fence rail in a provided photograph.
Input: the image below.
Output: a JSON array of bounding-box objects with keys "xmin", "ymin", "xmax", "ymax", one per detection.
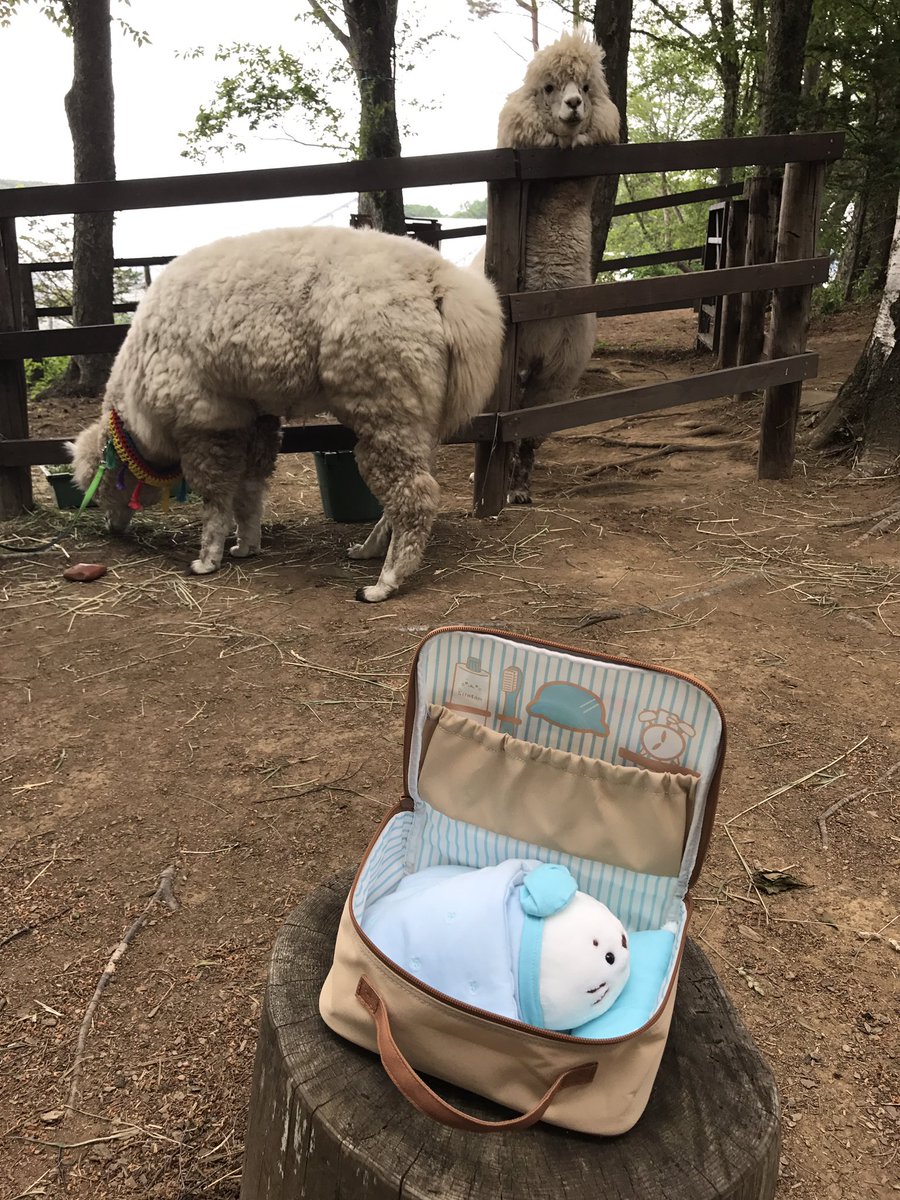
[
  {"xmin": 0, "ymin": 134, "xmax": 843, "ymax": 221},
  {"xmin": 0, "ymin": 131, "xmax": 843, "ymax": 518}
]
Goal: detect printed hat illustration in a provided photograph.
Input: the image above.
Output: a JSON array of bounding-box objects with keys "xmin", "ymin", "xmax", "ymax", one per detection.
[{"xmin": 526, "ymin": 681, "xmax": 609, "ymax": 736}]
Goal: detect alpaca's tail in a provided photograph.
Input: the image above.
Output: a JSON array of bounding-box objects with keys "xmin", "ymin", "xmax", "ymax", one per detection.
[{"xmin": 435, "ymin": 261, "xmax": 505, "ymax": 438}]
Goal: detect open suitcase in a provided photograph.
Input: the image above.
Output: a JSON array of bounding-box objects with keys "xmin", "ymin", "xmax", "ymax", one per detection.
[{"xmin": 320, "ymin": 626, "xmax": 726, "ymax": 1134}]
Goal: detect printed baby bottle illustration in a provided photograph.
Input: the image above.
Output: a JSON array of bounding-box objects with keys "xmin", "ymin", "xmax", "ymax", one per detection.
[
  {"xmin": 496, "ymin": 666, "xmax": 524, "ymax": 733},
  {"xmin": 446, "ymin": 655, "xmax": 492, "ymax": 724}
]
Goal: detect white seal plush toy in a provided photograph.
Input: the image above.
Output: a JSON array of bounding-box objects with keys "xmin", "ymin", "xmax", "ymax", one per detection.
[{"xmin": 361, "ymin": 860, "xmax": 630, "ymax": 1031}]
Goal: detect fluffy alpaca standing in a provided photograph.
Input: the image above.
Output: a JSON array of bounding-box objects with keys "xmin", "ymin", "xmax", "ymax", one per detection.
[
  {"xmin": 493, "ymin": 30, "xmax": 619, "ymax": 503},
  {"xmin": 69, "ymin": 225, "xmax": 503, "ymax": 602}
]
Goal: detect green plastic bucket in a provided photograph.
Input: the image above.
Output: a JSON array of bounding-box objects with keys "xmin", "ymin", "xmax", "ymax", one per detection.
[
  {"xmin": 41, "ymin": 466, "xmax": 92, "ymax": 511},
  {"xmin": 313, "ymin": 451, "xmax": 383, "ymax": 523}
]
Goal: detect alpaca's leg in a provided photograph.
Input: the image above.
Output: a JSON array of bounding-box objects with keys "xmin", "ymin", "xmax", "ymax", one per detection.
[
  {"xmin": 191, "ymin": 500, "xmax": 236, "ymax": 574},
  {"xmin": 510, "ymin": 316, "xmax": 593, "ymax": 503},
  {"xmin": 230, "ymin": 480, "xmax": 266, "ymax": 558},
  {"xmin": 348, "ymin": 514, "xmax": 392, "ymax": 561},
  {"xmin": 508, "ymin": 439, "xmax": 543, "ymax": 505},
  {"xmin": 230, "ymin": 416, "xmax": 280, "ymax": 559},
  {"xmin": 352, "ymin": 438, "xmax": 439, "ymax": 603},
  {"xmin": 179, "ymin": 428, "xmax": 250, "ymax": 575}
]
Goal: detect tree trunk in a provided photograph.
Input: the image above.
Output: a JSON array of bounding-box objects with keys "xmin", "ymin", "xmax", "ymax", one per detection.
[
  {"xmin": 853, "ymin": 184, "xmax": 896, "ymax": 298},
  {"xmin": 62, "ymin": 0, "xmax": 116, "ymax": 397},
  {"xmin": 516, "ymin": 0, "xmax": 540, "ymax": 52},
  {"xmin": 590, "ymin": 0, "xmax": 633, "ymax": 277},
  {"xmin": 759, "ymin": 0, "xmax": 814, "ymax": 138},
  {"xmin": 837, "ymin": 189, "xmax": 867, "ymax": 303},
  {"xmin": 712, "ymin": 0, "xmax": 740, "ymax": 186},
  {"xmin": 343, "ymin": 0, "xmax": 405, "ymax": 236},
  {"xmin": 812, "ymin": 189, "xmax": 900, "ymax": 471}
]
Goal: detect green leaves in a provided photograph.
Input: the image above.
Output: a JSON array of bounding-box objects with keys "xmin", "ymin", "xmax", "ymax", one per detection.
[{"xmin": 179, "ymin": 42, "xmax": 353, "ymax": 162}]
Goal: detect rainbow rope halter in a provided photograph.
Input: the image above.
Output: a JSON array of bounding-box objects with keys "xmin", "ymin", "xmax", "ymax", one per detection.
[{"xmin": 80, "ymin": 408, "xmax": 187, "ymax": 513}]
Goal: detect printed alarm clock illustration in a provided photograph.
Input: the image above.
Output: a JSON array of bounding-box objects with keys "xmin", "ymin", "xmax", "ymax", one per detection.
[
  {"xmin": 618, "ymin": 708, "xmax": 698, "ymax": 774},
  {"xmin": 637, "ymin": 709, "xmax": 695, "ymax": 762}
]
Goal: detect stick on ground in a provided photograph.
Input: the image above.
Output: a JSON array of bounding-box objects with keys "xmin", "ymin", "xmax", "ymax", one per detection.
[
  {"xmin": 817, "ymin": 761, "xmax": 900, "ymax": 849},
  {"xmin": 65, "ymin": 864, "xmax": 179, "ymax": 1115},
  {"xmin": 850, "ymin": 505, "xmax": 900, "ymax": 547}
]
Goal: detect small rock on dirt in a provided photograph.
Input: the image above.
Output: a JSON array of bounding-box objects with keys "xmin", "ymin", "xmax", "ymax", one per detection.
[{"xmin": 63, "ymin": 562, "xmax": 107, "ymax": 583}]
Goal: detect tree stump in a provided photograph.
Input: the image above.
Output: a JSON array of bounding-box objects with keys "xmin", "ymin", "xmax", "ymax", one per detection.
[{"xmin": 240, "ymin": 873, "xmax": 781, "ymax": 1200}]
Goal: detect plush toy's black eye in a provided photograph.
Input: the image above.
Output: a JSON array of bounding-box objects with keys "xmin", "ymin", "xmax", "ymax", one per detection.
[
  {"xmin": 544, "ymin": 83, "xmax": 555, "ymax": 94},
  {"xmin": 592, "ymin": 938, "xmax": 598, "ymax": 947},
  {"xmin": 605, "ymin": 951, "xmax": 616, "ymax": 965}
]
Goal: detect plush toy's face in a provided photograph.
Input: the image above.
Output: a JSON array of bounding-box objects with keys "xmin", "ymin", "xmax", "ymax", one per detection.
[{"xmin": 538, "ymin": 892, "xmax": 631, "ymax": 1031}]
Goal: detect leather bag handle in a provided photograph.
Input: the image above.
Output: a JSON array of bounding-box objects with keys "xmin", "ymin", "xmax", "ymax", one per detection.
[{"xmin": 356, "ymin": 976, "xmax": 597, "ymax": 1132}]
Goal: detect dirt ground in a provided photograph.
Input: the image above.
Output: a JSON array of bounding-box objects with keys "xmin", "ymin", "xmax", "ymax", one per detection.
[{"xmin": 2, "ymin": 304, "xmax": 898, "ymax": 1199}]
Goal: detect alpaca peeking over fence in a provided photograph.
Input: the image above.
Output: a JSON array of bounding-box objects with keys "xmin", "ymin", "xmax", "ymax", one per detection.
[
  {"xmin": 483, "ymin": 29, "xmax": 620, "ymax": 504},
  {"xmin": 69, "ymin": 225, "xmax": 504, "ymax": 602}
]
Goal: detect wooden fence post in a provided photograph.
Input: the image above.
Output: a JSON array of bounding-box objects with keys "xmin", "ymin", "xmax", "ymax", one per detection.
[
  {"xmin": 20, "ymin": 266, "xmax": 39, "ymax": 332},
  {"xmin": 472, "ymin": 177, "xmax": 527, "ymax": 518},
  {"xmin": 757, "ymin": 160, "xmax": 825, "ymax": 479},
  {"xmin": 735, "ymin": 174, "xmax": 773, "ymax": 400},
  {"xmin": 717, "ymin": 198, "xmax": 749, "ymax": 369},
  {"xmin": 0, "ymin": 216, "xmax": 32, "ymax": 516}
]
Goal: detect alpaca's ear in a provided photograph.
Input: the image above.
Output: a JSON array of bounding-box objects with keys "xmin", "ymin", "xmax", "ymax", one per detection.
[
  {"xmin": 498, "ymin": 90, "xmax": 555, "ymax": 148},
  {"xmin": 591, "ymin": 95, "xmax": 621, "ymax": 145},
  {"xmin": 69, "ymin": 417, "xmax": 107, "ymax": 489}
]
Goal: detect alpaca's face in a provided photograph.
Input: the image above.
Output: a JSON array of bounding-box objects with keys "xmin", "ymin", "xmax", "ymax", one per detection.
[
  {"xmin": 68, "ymin": 418, "xmax": 161, "ymax": 533},
  {"xmin": 537, "ymin": 75, "xmax": 591, "ymax": 144},
  {"xmin": 506, "ymin": 34, "xmax": 620, "ymax": 150}
]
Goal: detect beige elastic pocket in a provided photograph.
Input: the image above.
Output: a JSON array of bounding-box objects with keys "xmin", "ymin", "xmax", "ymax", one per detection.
[{"xmin": 418, "ymin": 705, "xmax": 693, "ymax": 877}]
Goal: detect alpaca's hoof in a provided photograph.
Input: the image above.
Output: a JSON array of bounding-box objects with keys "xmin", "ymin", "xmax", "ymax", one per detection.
[
  {"xmin": 189, "ymin": 557, "xmax": 219, "ymax": 576},
  {"xmin": 507, "ymin": 490, "xmax": 533, "ymax": 505},
  {"xmin": 229, "ymin": 543, "xmax": 259, "ymax": 559},
  {"xmin": 355, "ymin": 585, "xmax": 395, "ymax": 603},
  {"xmin": 355, "ymin": 572, "xmax": 397, "ymax": 603},
  {"xmin": 348, "ymin": 542, "xmax": 371, "ymax": 560}
]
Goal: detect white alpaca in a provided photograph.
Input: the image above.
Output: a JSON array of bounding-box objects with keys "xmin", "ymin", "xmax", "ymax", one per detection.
[
  {"xmin": 480, "ymin": 30, "xmax": 620, "ymax": 503},
  {"xmin": 69, "ymin": 226, "xmax": 504, "ymax": 602}
]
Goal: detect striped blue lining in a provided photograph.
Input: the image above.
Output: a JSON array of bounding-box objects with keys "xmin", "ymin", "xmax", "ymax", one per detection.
[
  {"xmin": 407, "ymin": 631, "xmax": 724, "ymax": 890},
  {"xmin": 352, "ymin": 812, "xmax": 415, "ymax": 916},
  {"xmin": 409, "ymin": 802, "xmax": 680, "ymax": 932},
  {"xmin": 353, "ymin": 805, "xmax": 682, "ymax": 935}
]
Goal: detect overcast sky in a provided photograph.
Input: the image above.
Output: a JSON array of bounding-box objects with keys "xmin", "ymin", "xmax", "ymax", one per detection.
[{"xmin": 0, "ymin": 1, "xmax": 574, "ymax": 263}]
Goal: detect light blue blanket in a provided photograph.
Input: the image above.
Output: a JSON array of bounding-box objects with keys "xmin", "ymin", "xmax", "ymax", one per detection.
[{"xmin": 361, "ymin": 863, "xmax": 676, "ymax": 1037}]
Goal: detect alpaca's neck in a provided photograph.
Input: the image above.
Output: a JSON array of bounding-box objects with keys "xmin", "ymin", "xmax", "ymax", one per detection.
[
  {"xmin": 524, "ymin": 178, "xmax": 595, "ymax": 290},
  {"xmin": 103, "ymin": 391, "xmax": 178, "ymax": 466}
]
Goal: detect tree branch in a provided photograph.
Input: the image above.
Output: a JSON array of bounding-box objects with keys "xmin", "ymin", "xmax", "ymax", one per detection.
[
  {"xmin": 305, "ymin": 0, "xmax": 351, "ymax": 56},
  {"xmin": 645, "ymin": 0, "xmax": 706, "ymax": 47}
]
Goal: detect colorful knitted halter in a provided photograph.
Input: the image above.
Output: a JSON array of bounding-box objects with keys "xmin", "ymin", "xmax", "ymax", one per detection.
[{"xmin": 81, "ymin": 409, "xmax": 187, "ymax": 513}]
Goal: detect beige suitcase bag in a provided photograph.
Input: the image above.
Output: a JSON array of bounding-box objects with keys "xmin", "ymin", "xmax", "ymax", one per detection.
[{"xmin": 320, "ymin": 626, "xmax": 726, "ymax": 1134}]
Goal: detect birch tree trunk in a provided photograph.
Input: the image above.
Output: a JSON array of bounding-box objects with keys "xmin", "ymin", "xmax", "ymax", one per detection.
[{"xmin": 812, "ymin": 188, "xmax": 900, "ymax": 472}]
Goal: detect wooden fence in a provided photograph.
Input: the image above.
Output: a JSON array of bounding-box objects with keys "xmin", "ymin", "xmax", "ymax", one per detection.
[
  {"xmin": 19, "ymin": 255, "xmax": 174, "ymax": 329},
  {"xmin": 0, "ymin": 132, "xmax": 843, "ymax": 517}
]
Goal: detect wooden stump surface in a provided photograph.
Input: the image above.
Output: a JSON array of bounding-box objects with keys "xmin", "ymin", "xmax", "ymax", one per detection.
[{"xmin": 240, "ymin": 872, "xmax": 781, "ymax": 1200}]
